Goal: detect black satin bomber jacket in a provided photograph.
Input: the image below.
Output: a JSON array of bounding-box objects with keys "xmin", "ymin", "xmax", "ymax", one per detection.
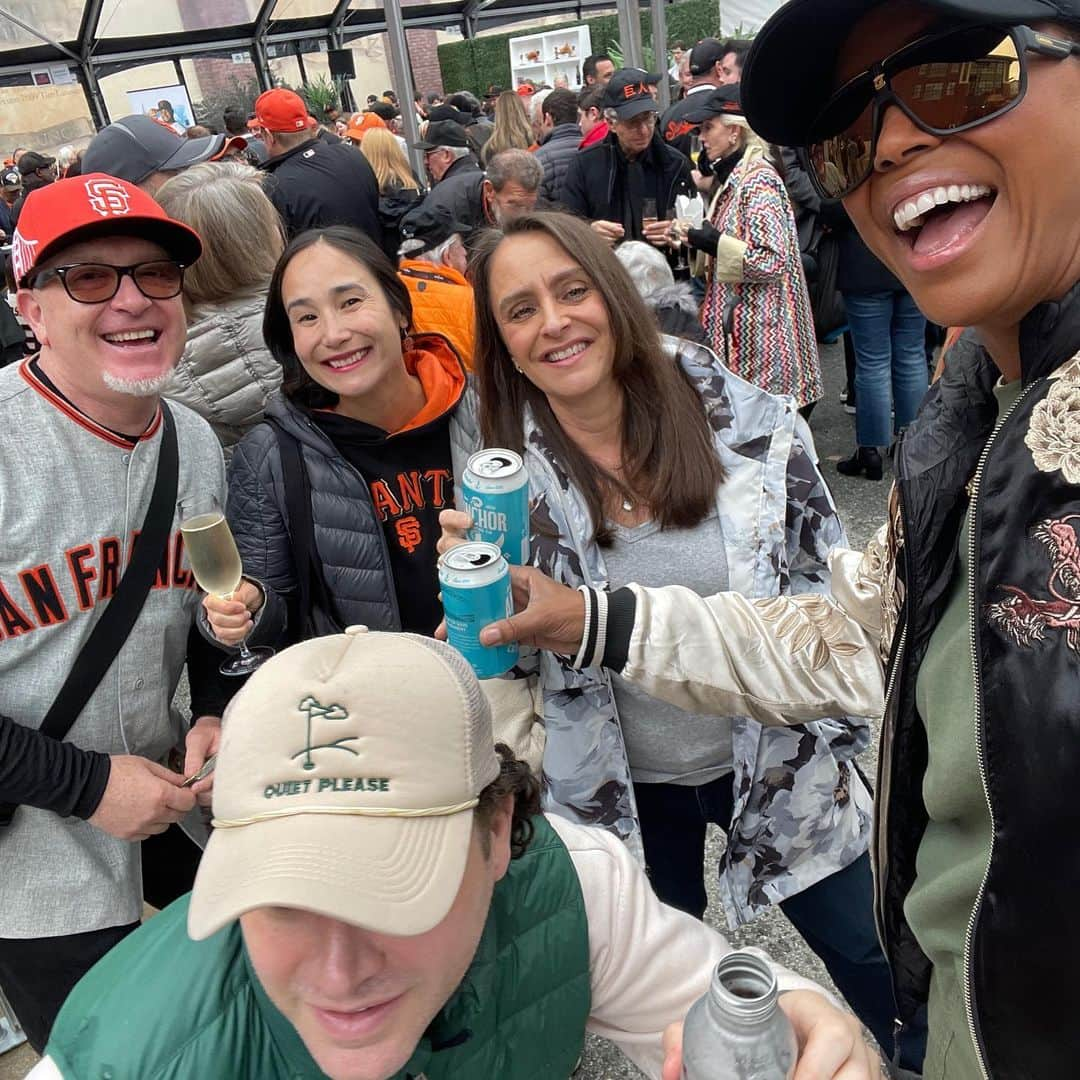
[{"xmin": 876, "ymin": 281, "xmax": 1080, "ymax": 1078}]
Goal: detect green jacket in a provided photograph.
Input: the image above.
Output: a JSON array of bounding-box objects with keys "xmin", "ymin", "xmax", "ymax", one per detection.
[{"xmin": 47, "ymin": 816, "xmax": 591, "ymax": 1079}]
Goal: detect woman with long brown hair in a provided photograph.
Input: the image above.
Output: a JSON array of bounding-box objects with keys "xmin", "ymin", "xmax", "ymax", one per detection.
[
  {"xmin": 480, "ymin": 91, "xmax": 533, "ymax": 166},
  {"xmin": 441, "ymin": 210, "xmax": 899, "ymax": 1053}
]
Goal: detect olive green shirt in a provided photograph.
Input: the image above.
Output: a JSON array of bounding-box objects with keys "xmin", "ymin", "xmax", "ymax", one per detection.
[{"xmin": 905, "ymin": 377, "xmax": 1025, "ymax": 1079}]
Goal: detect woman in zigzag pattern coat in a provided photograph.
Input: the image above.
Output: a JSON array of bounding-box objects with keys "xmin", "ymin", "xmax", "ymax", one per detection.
[{"xmin": 683, "ymin": 87, "xmax": 823, "ymax": 413}]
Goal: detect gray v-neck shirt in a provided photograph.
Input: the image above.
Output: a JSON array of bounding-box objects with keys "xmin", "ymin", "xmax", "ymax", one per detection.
[{"xmin": 604, "ymin": 511, "xmax": 734, "ymax": 786}]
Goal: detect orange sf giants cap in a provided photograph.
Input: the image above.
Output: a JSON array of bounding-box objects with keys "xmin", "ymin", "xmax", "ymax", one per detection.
[
  {"xmin": 250, "ymin": 88, "xmax": 311, "ymax": 133},
  {"xmin": 11, "ymin": 173, "xmax": 202, "ymax": 289}
]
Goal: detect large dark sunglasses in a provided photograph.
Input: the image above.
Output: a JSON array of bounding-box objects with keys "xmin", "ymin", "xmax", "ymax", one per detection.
[
  {"xmin": 29, "ymin": 260, "xmax": 186, "ymax": 304},
  {"xmin": 802, "ymin": 24, "xmax": 1079, "ymax": 200}
]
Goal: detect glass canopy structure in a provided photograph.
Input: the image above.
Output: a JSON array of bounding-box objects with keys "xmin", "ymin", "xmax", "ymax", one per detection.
[{"xmin": 0, "ymin": 0, "xmax": 642, "ymax": 131}]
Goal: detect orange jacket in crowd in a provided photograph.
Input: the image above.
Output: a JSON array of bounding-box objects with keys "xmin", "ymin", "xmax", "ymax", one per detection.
[{"xmin": 398, "ymin": 259, "xmax": 476, "ymax": 371}]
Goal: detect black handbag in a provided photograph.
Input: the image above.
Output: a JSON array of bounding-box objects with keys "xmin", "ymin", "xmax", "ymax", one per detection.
[
  {"xmin": 267, "ymin": 419, "xmax": 343, "ymax": 641},
  {"xmin": 0, "ymin": 402, "xmax": 179, "ymax": 826}
]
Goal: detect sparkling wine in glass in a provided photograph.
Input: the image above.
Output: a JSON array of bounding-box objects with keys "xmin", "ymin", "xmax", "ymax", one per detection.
[
  {"xmin": 689, "ymin": 133, "xmax": 702, "ymax": 164},
  {"xmin": 181, "ymin": 495, "xmax": 274, "ymax": 676}
]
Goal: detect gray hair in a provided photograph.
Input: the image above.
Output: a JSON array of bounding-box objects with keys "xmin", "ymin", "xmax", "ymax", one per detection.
[
  {"xmin": 485, "ymin": 148, "xmax": 542, "ymax": 193},
  {"xmin": 155, "ymin": 160, "xmax": 285, "ymax": 307},
  {"xmin": 614, "ymin": 241, "xmax": 674, "ymax": 300},
  {"xmin": 429, "ymin": 234, "xmax": 463, "ymax": 266},
  {"xmin": 57, "ymin": 145, "xmax": 76, "ymax": 169},
  {"xmin": 530, "ymin": 88, "xmax": 553, "ymax": 125},
  {"xmin": 439, "ymin": 145, "xmax": 472, "ymax": 162}
]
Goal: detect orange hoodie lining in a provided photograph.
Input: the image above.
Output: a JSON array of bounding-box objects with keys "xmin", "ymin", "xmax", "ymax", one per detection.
[
  {"xmin": 396, "ymin": 336, "xmax": 465, "ymax": 433},
  {"xmin": 315, "ymin": 336, "xmax": 465, "ymax": 434}
]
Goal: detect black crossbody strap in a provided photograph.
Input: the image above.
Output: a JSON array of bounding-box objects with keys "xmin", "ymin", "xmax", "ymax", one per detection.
[
  {"xmin": 40, "ymin": 402, "xmax": 180, "ymax": 740},
  {"xmin": 0, "ymin": 403, "xmax": 179, "ymax": 825}
]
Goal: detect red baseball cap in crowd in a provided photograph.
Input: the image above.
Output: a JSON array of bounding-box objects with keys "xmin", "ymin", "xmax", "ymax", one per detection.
[
  {"xmin": 10, "ymin": 173, "xmax": 202, "ymax": 289},
  {"xmin": 249, "ymin": 88, "xmax": 313, "ymax": 133}
]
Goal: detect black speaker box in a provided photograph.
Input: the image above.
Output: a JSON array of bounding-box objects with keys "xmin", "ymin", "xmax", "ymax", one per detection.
[{"xmin": 328, "ymin": 48, "xmax": 355, "ymax": 79}]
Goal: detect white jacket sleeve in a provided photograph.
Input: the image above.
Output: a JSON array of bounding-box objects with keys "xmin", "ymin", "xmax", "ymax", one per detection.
[
  {"xmin": 619, "ymin": 534, "xmax": 889, "ymax": 727},
  {"xmin": 548, "ymin": 816, "xmax": 839, "ymax": 1079}
]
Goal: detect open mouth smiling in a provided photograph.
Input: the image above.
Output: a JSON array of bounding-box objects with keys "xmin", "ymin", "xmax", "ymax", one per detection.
[
  {"xmin": 890, "ymin": 182, "xmax": 998, "ymax": 259},
  {"xmin": 543, "ymin": 340, "xmax": 589, "ymax": 364},
  {"xmin": 101, "ymin": 328, "xmax": 161, "ymax": 346}
]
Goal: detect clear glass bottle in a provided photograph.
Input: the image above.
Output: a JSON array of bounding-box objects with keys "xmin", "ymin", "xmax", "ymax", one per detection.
[{"xmin": 682, "ymin": 951, "xmax": 798, "ymax": 1080}]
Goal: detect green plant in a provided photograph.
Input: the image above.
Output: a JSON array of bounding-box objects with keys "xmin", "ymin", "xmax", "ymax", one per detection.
[
  {"xmin": 191, "ymin": 76, "xmax": 260, "ymax": 132},
  {"xmin": 299, "ymin": 74, "xmax": 340, "ymax": 117},
  {"xmin": 437, "ymin": 0, "xmax": 723, "ymax": 98},
  {"xmin": 607, "ymin": 40, "xmax": 656, "ymax": 71}
]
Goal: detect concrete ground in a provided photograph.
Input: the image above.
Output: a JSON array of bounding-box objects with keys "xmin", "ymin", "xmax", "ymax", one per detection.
[{"xmin": 0, "ymin": 339, "xmax": 893, "ymax": 1080}]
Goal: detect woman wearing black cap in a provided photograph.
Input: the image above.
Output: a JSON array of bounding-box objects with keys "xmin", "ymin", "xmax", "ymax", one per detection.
[
  {"xmin": 675, "ymin": 84, "xmax": 824, "ymax": 414},
  {"xmin": 485, "ymin": 2, "xmax": 1080, "ymax": 1077}
]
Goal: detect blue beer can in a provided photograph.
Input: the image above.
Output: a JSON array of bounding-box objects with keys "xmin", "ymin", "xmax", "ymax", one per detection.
[
  {"xmin": 438, "ymin": 542, "xmax": 519, "ymax": 678},
  {"xmin": 461, "ymin": 449, "xmax": 530, "ymax": 566}
]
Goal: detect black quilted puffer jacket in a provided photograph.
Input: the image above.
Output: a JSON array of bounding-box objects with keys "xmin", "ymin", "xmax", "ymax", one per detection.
[{"xmin": 223, "ymin": 387, "xmax": 477, "ymax": 649}]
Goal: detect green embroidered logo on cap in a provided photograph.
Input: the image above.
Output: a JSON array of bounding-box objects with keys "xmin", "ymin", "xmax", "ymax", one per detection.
[{"xmin": 294, "ymin": 695, "xmax": 358, "ymax": 771}]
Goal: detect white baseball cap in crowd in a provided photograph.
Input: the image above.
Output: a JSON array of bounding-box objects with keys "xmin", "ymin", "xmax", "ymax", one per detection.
[{"xmin": 187, "ymin": 627, "xmax": 501, "ymax": 941}]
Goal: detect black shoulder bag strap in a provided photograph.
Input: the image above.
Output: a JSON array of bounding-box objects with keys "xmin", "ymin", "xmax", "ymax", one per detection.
[
  {"xmin": 266, "ymin": 418, "xmax": 340, "ymax": 640},
  {"xmin": 0, "ymin": 402, "xmax": 179, "ymax": 826}
]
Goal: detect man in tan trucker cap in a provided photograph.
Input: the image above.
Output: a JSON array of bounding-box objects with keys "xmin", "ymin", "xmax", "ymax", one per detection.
[{"xmin": 28, "ymin": 627, "xmax": 879, "ymax": 1080}]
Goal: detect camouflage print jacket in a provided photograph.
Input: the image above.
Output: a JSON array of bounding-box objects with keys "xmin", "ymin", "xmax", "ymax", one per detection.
[{"xmin": 509, "ymin": 336, "xmax": 873, "ymax": 927}]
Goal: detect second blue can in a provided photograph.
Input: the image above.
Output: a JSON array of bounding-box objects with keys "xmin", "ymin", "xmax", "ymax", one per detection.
[
  {"xmin": 461, "ymin": 449, "xmax": 530, "ymax": 566},
  {"xmin": 438, "ymin": 542, "xmax": 519, "ymax": 678}
]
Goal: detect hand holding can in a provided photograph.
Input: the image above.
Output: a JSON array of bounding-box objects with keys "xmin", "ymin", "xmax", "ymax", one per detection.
[{"xmin": 439, "ymin": 543, "xmax": 519, "ymax": 678}]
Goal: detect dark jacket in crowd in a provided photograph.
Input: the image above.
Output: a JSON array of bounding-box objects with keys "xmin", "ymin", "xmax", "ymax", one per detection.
[
  {"xmin": 819, "ymin": 200, "xmax": 903, "ymax": 294},
  {"xmin": 879, "ymin": 282, "xmax": 1080, "ymax": 1078},
  {"xmin": 779, "ymin": 148, "xmax": 822, "ymax": 260},
  {"xmin": 10, "ymin": 173, "xmax": 52, "ymax": 227},
  {"xmin": 533, "ymin": 123, "xmax": 582, "ymax": 206},
  {"xmin": 260, "ymin": 136, "xmax": 380, "ymax": 241},
  {"xmin": 658, "ymin": 85, "xmax": 715, "ymax": 161},
  {"xmin": 377, "ymin": 182, "xmax": 424, "ymax": 259},
  {"xmin": 416, "ymin": 154, "xmax": 485, "ymax": 235},
  {"xmin": 561, "ymin": 131, "xmax": 694, "ymax": 243},
  {"xmin": 0, "ymin": 198, "xmax": 14, "ymax": 239}
]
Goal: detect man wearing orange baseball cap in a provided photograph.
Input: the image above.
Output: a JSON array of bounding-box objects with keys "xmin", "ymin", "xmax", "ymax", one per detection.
[
  {"xmin": 249, "ymin": 88, "xmax": 381, "ymax": 242},
  {"xmin": 28, "ymin": 629, "xmax": 879, "ymax": 1080},
  {"xmin": 0, "ymin": 174, "xmax": 229, "ymax": 1053}
]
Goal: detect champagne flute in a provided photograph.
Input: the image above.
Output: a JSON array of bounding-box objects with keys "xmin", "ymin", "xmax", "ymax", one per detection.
[
  {"xmin": 668, "ymin": 210, "xmax": 689, "ymax": 273},
  {"xmin": 180, "ymin": 495, "xmax": 274, "ymax": 676},
  {"xmin": 690, "ymin": 132, "xmax": 702, "ymax": 166}
]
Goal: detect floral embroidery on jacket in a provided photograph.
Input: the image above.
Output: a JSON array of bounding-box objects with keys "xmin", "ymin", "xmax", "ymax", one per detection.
[
  {"xmin": 1025, "ymin": 359, "xmax": 1080, "ymax": 484},
  {"xmin": 754, "ymin": 594, "xmax": 864, "ymax": 670}
]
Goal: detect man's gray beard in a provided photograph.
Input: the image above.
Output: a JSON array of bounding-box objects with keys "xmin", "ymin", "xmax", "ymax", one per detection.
[{"xmin": 102, "ymin": 370, "xmax": 174, "ymax": 397}]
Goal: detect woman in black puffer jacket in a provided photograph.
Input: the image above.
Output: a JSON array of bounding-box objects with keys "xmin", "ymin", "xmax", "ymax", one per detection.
[{"xmin": 201, "ymin": 226, "xmax": 476, "ymax": 650}]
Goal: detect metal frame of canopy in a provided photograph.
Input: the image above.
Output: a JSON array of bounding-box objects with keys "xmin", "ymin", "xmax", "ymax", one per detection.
[{"xmin": 0, "ymin": 0, "xmax": 674, "ymax": 143}]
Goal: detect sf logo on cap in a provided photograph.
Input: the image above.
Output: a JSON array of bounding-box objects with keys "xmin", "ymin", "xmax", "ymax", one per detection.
[
  {"xmin": 85, "ymin": 178, "xmax": 132, "ymax": 218},
  {"xmin": 294, "ymin": 695, "xmax": 358, "ymax": 771},
  {"xmin": 9, "ymin": 231, "xmax": 39, "ymax": 284}
]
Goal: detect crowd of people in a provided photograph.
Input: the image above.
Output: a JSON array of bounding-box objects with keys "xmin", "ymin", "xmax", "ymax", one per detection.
[{"xmin": 1, "ymin": 0, "xmax": 1078, "ymax": 1077}]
